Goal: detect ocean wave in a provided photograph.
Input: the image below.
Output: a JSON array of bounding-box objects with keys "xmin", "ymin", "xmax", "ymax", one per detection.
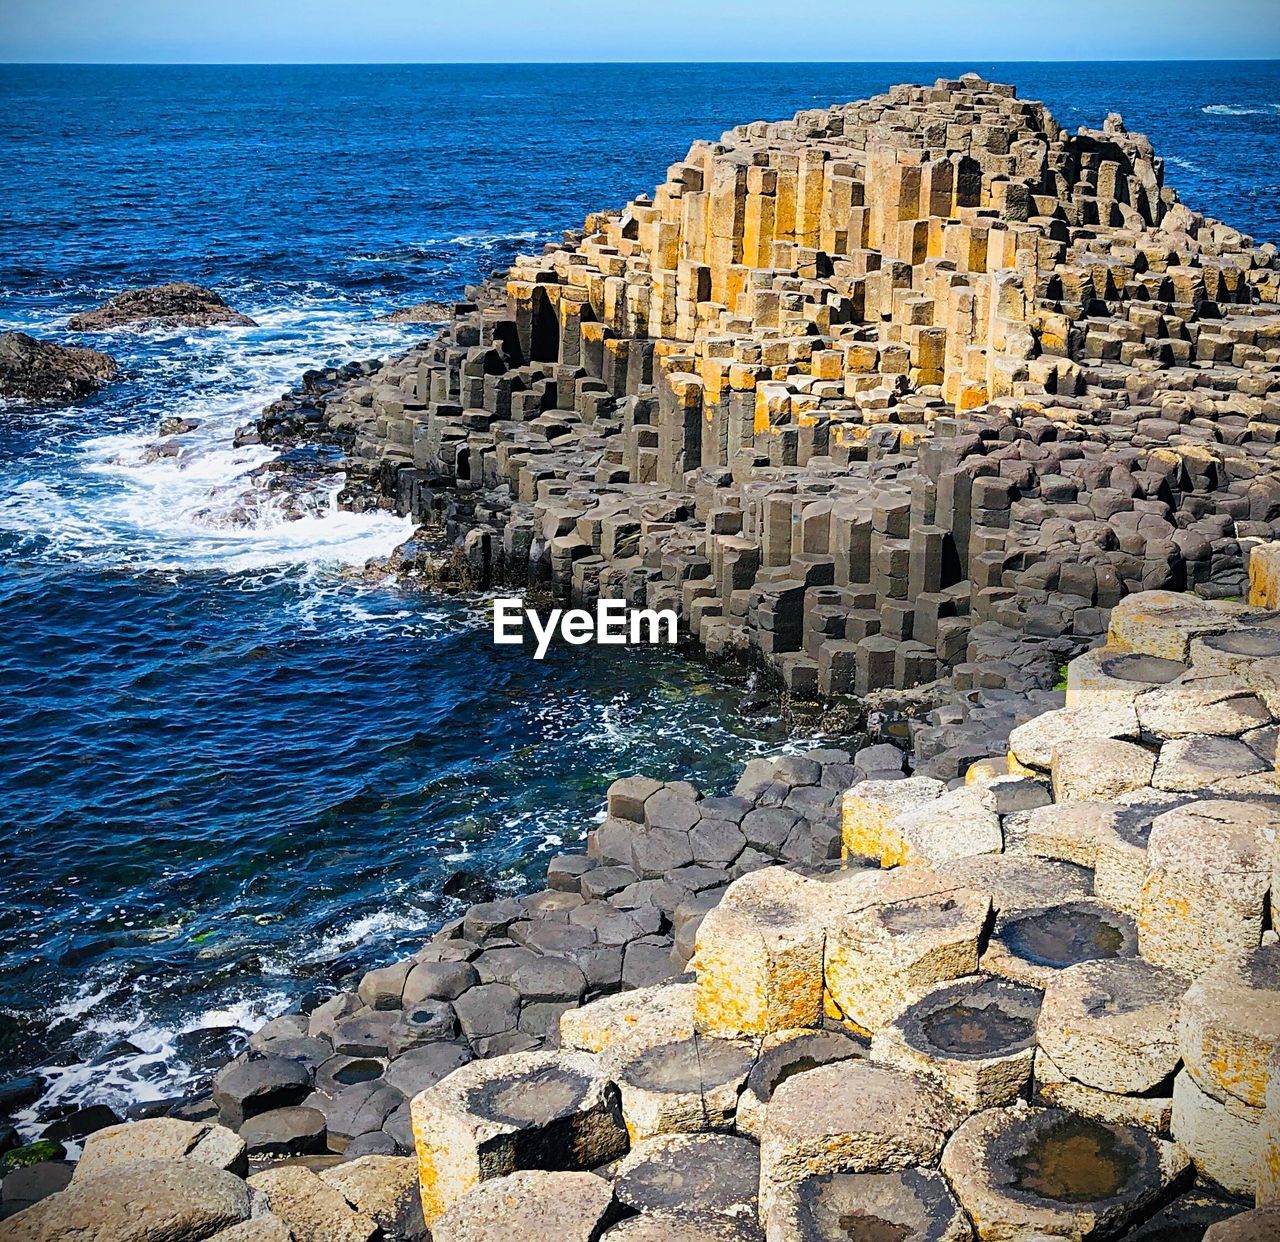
[{"xmin": 1201, "ymin": 103, "xmax": 1277, "ymax": 117}]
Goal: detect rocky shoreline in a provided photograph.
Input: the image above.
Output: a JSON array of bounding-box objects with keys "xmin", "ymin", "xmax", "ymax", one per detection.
[{"xmin": 6, "ymin": 74, "xmax": 1280, "ymax": 1240}]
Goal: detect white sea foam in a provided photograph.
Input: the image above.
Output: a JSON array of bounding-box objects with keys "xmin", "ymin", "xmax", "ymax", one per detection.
[
  {"xmin": 0, "ymin": 300, "xmax": 415, "ymax": 576},
  {"xmin": 1201, "ymin": 103, "xmax": 1275, "ymax": 117}
]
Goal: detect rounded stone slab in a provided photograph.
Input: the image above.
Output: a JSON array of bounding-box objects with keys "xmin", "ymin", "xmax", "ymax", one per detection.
[
  {"xmin": 940, "ymin": 1105, "xmax": 1189, "ymax": 1240},
  {"xmin": 1107, "ymin": 590, "xmax": 1240, "ymax": 662},
  {"xmin": 614, "ymin": 1034, "xmax": 756, "ymax": 1140},
  {"xmin": 1065, "ymin": 647, "xmax": 1188, "ymax": 709},
  {"xmin": 1192, "ymin": 627, "xmax": 1280, "ymax": 675},
  {"xmin": 431, "ymin": 1169, "xmax": 618, "ymax": 1242},
  {"xmin": 1203, "ymin": 1206, "xmax": 1280, "ymax": 1241},
  {"xmin": 72, "ymin": 1117, "xmax": 247, "ymax": 1179},
  {"xmin": 872, "ymin": 974, "xmax": 1041, "ymax": 1109},
  {"xmin": 613, "ymin": 1132, "xmax": 759, "ymax": 1222},
  {"xmin": 5, "ymin": 1159, "xmax": 253, "ymax": 1242},
  {"xmin": 1138, "ymin": 799, "xmax": 1277, "ymax": 976},
  {"xmin": 1007, "ymin": 703, "xmax": 1139, "ymax": 773},
  {"xmin": 409, "ymin": 1049, "xmax": 628, "ymax": 1224},
  {"xmin": 758, "ymin": 1060, "xmax": 962, "ymax": 1225},
  {"xmin": 1181, "ymin": 945, "xmax": 1280, "ymax": 1112},
  {"xmin": 825, "ymin": 885, "xmax": 992, "ymax": 1033},
  {"xmin": 601, "ymin": 1214, "xmax": 764, "ymax": 1240},
  {"xmin": 765, "ymin": 1168, "xmax": 970, "ymax": 1242},
  {"xmin": 559, "ymin": 981, "xmax": 695, "ymax": 1070},
  {"xmin": 1135, "ymin": 672, "xmax": 1271, "ymax": 741},
  {"xmin": 247, "ymin": 1164, "xmax": 379, "ymax": 1241},
  {"xmin": 212, "ymin": 1054, "xmax": 312, "ymax": 1128},
  {"xmin": 981, "ymin": 899, "xmax": 1137, "ymax": 990},
  {"xmin": 1038, "ymin": 958, "xmax": 1186, "ymax": 1095},
  {"xmin": 237, "ymin": 1105, "xmax": 327, "ymax": 1157},
  {"xmin": 840, "ymin": 776, "xmax": 945, "ymax": 866},
  {"xmin": 1050, "ymin": 737, "xmax": 1156, "ymax": 803},
  {"xmin": 737, "ymin": 1029, "xmax": 866, "ymax": 1140},
  {"xmin": 694, "ymin": 866, "xmax": 829, "ymax": 1039}
]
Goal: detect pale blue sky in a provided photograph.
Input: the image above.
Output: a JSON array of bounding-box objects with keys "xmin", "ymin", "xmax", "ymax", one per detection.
[{"xmin": 2, "ymin": 0, "xmax": 1277, "ymax": 63}]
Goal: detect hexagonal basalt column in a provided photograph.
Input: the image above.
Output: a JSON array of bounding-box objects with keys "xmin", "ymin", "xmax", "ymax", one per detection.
[
  {"xmin": 981, "ymin": 899, "xmax": 1137, "ymax": 990},
  {"xmin": 1172, "ymin": 1069, "xmax": 1264, "ymax": 1196},
  {"xmin": 765, "ymin": 1168, "xmax": 971, "ymax": 1242},
  {"xmin": 736, "ymin": 1029, "xmax": 866, "ymax": 1141},
  {"xmin": 1138, "ymin": 800, "xmax": 1277, "ymax": 977},
  {"xmin": 940, "ymin": 1106, "xmax": 1189, "ymax": 1239},
  {"xmin": 1107, "ymin": 590, "xmax": 1241, "ymax": 661},
  {"xmin": 1065, "ymin": 648, "xmax": 1187, "ymax": 709},
  {"xmin": 758, "ymin": 1060, "xmax": 961, "ymax": 1226},
  {"xmin": 613, "ymin": 1033, "xmax": 756, "ymax": 1140},
  {"xmin": 409, "ymin": 1050, "xmax": 627, "ymax": 1224},
  {"xmin": 694, "ymin": 866, "xmax": 828, "ymax": 1038},
  {"xmin": 1180, "ymin": 945, "xmax": 1280, "ymax": 1116},
  {"xmin": 1038, "ymin": 959, "xmax": 1185, "ymax": 1098},
  {"xmin": 871, "ymin": 975, "xmax": 1042, "ymax": 1109},
  {"xmin": 840, "ymin": 776, "xmax": 945, "ymax": 866},
  {"xmin": 613, "ymin": 1132, "xmax": 760, "ymax": 1225},
  {"xmin": 1191, "ymin": 627, "xmax": 1280, "ymax": 675},
  {"xmin": 824, "ymin": 887, "xmax": 991, "ymax": 1034}
]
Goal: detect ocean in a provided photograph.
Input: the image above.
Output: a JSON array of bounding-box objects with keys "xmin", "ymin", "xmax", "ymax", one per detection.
[{"xmin": 1, "ymin": 60, "xmax": 1277, "ymax": 1129}]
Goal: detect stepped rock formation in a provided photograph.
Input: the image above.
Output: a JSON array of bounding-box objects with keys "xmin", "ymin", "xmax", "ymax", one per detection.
[{"xmin": 279, "ymin": 73, "xmax": 1280, "ymax": 719}]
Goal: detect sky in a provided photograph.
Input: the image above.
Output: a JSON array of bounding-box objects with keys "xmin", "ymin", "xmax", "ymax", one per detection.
[{"xmin": 1, "ymin": 0, "xmax": 1278, "ymax": 63}]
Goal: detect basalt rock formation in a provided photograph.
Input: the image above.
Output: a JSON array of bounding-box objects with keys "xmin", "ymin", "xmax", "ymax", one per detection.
[
  {"xmin": 11, "ymin": 77, "xmax": 1280, "ymax": 1240},
  {"xmin": 292, "ymin": 74, "xmax": 1280, "ymax": 727},
  {"xmin": 68, "ymin": 282, "xmax": 257, "ymax": 331},
  {"xmin": 0, "ymin": 330, "xmax": 119, "ymax": 404}
]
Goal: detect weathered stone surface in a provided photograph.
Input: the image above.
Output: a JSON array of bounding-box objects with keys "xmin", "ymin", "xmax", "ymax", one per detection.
[
  {"xmin": 1138, "ymin": 799, "xmax": 1277, "ymax": 976},
  {"xmin": 319, "ymin": 1155, "xmax": 426, "ymax": 1240},
  {"xmin": 981, "ymin": 899, "xmax": 1136, "ymax": 989},
  {"xmin": 872, "ymin": 974, "xmax": 1041, "ymax": 1109},
  {"xmin": 431, "ymin": 1169, "xmax": 617, "ymax": 1242},
  {"xmin": 766, "ymin": 1167, "xmax": 971, "ymax": 1242},
  {"xmin": 72, "ymin": 1117, "xmax": 247, "ymax": 1179},
  {"xmin": 841, "ymin": 777, "xmax": 944, "ymax": 865},
  {"xmin": 238, "ymin": 1105, "xmax": 327, "ymax": 1157},
  {"xmin": 614, "ymin": 1132, "xmax": 759, "ymax": 1223},
  {"xmin": 758, "ymin": 1060, "xmax": 960, "ymax": 1223},
  {"xmin": 1037, "ymin": 958, "xmax": 1185, "ymax": 1095},
  {"xmin": 694, "ymin": 866, "xmax": 827, "ymax": 1038},
  {"xmin": 1203, "ymin": 1207, "xmax": 1280, "ymax": 1241},
  {"xmin": 6, "ymin": 1159, "xmax": 253, "ymax": 1241},
  {"xmin": 737, "ymin": 1029, "xmax": 865, "ymax": 1141},
  {"xmin": 0, "ymin": 330, "xmax": 118, "ymax": 403},
  {"xmin": 213, "ymin": 1055, "xmax": 311, "ymax": 1128},
  {"xmin": 940, "ymin": 1106, "xmax": 1188, "ymax": 1240},
  {"xmin": 248, "ymin": 1164, "xmax": 379, "ymax": 1242},
  {"xmin": 614, "ymin": 1034, "xmax": 755, "ymax": 1140},
  {"xmin": 559, "ymin": 981, "xmax": 696, "ymax": 1068},
  {"xmin": 1180, "ymin": 945, "xmax": 1280, "ymax": 1113},
  {"xmin": 1050, "ymin": 738, "xmax": 1156, "ymax": 802},
  {"xmin": 1007, "ymin": 705, "xmax": 1138, "ymax": 773},
  {"xmin": 409, "ymin": 1049, "xmax": 627, "ymax": 1223},
  {"xmin": 1172, "ymin": 1069, "xmax": 1263, "ymax": 1196},
  {"xmin": 825, "ymin": 885, "xmax": 991, "ymax": 1032}
]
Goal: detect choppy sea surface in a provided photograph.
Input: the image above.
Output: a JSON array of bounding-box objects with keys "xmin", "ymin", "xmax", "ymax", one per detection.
[{"xmin": 1, "ymin": 61, "xmax": 1277, "ymax": 1126}]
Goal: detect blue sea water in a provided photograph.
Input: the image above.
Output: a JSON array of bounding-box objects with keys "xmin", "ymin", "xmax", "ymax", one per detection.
[{"xmin": 1, "ymin": 61, "xmax": 1278, "ymax": 1126}]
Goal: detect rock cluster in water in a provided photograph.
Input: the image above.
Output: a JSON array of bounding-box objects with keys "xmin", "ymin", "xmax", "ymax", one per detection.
[
  {"xmin": 0, "ymin": 330, "xmax": 119, "ymax": 403},
  {"xmin": 8, "ymin": 76, "xmax": 1280, "ymax": 1240},
  {"xmin": 67, "ymin": 282, "xmax": 257, "ymax": 332}
]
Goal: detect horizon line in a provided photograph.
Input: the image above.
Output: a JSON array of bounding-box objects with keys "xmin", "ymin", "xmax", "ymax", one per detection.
[{"xmin": 3, "ymin": 56, "xmax": 1280, "ymax": 67}]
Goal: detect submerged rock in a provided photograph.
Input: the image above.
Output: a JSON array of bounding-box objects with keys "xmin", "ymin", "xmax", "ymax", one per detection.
[
  {"xmin": 0, "ymin": 330, "xmax": 118, "ymax": 403},
  {"xmin": 67, "ymin": 282, "xmax": 256, "ymax": 331}
]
